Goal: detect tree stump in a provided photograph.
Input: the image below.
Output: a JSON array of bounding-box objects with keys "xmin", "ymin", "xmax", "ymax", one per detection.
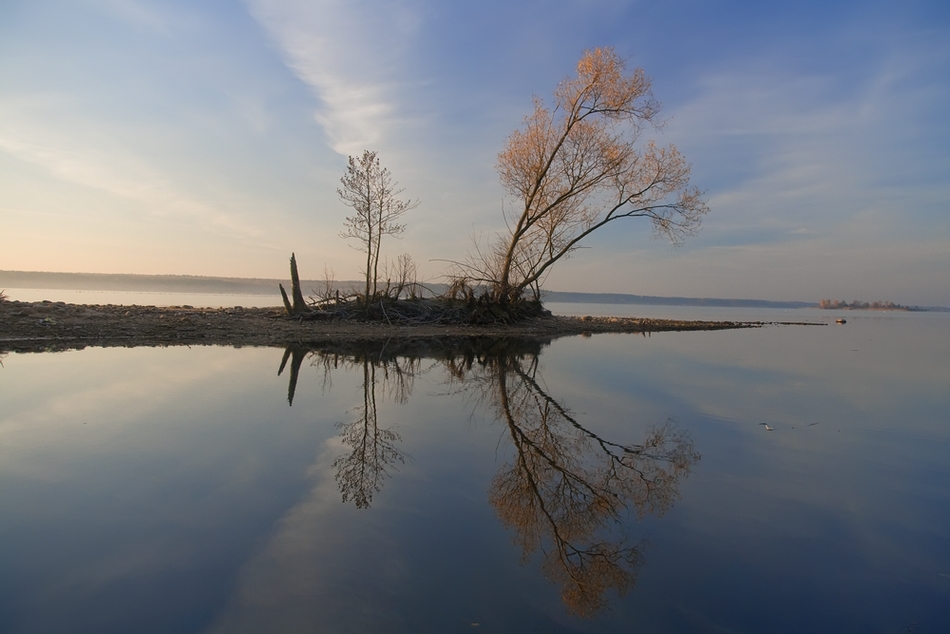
[{"xmin": 280, "ymin": 253, "xmax": 311, "ymax": 316}]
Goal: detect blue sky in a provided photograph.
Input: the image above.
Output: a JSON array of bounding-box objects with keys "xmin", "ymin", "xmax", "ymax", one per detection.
[{"xmin": 2, "ymin": 0, "xmax": 948, "ymax": 305}]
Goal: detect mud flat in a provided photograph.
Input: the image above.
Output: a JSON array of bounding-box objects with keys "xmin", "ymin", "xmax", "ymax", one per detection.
[{"xmin": 0, "ymin": 300, "xmax": 815, "ymax": 353}]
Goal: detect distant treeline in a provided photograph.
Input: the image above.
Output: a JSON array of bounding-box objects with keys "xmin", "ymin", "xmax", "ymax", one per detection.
[
  {"xmin": 541, "ymin": 290, "xmax": 816, "ymax": 309},
  {"xmin": 818, "ymin": 299, "xmax": 907, "ymax": 310}
]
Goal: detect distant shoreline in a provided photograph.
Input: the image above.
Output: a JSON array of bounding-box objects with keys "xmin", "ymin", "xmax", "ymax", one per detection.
[
  {"xmin": 2, "ymin": 270, "xmax": 943, "ymax": 312},
  {"xmin": 0, "ymin": 270, "xmax": 815, "ymax": 309}
]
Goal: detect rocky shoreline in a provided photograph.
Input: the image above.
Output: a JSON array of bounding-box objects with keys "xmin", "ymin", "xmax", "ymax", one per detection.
[{"xmin": 0, "ymin": 299, "xmax": 815, "ymax": 354}]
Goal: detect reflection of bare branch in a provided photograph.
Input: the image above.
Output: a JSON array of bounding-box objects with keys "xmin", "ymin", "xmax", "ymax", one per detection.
[
  {"xmin": 333, "ymin": 360, "xmax": 407, "ymax": 509},
  {"xmin": 279, "ymin": 346, "xmax": 418, "ymax": 509},
  {"xmin": 480, "ymin": 355, "xmax": 699, "ymax": 616},
  {"xmin": 374, "ymin": 356, "xmax": 420, "ymax": 405},
  {"xmin": 274, "ymin": 339, "xmax": 699, "ymax": 612},
  {"xmin": 279, "ymin": 343, "xmax": 427, "ymax": 407}
]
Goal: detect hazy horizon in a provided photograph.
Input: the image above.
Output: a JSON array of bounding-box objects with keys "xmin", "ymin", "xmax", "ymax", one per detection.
[
  {"xmin": 7, "ymin": 269, "xmax": 943, "ymax": 309},
  {"xmin": 2, "ymin": 1, "xmax": 948, "ymax": 306}
]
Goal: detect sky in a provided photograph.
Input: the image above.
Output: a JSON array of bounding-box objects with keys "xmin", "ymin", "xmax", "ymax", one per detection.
[{"xmin": 1, "ymin": 0, "xmax": 948, "ymax": 305}]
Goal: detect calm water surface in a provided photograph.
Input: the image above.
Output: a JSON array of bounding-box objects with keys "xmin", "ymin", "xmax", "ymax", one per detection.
[{"xmin": 1, "ymin": 309, "xmax": 948, "ymax": 633}]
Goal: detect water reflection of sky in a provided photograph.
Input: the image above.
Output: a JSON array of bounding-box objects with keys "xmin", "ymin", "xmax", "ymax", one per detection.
[{"xmin": 0, "ymin": 311, "xmax": 948, "ymax": 632}]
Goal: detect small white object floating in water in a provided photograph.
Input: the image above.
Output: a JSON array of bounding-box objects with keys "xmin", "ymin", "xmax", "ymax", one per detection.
[
  {"xmin": 759, "ymin": 423, "xmax": 774, "ymax": 432},
  {"xmin": 836, "ymin": 318, "xmax": 847, "ymax": 324}
]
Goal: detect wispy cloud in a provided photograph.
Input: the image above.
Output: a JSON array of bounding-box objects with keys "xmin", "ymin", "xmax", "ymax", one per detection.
[
  {"xmin": 85, "ymin": 0, "xmax": 174, "ymax": 32},
  {"xmin": 666, "ymin": 37, "xmax": 950, "ymax": 249},
  {"xmin": 0, "ymin": 94, "xmax": 271, "ymax": 247},
  {"xmin": 245, "ymin": 0, "xmax": 424, "ymax": 156},
  {"xmin": 1, "ymin": 0, "xmax": 946, "ymax": 300}
]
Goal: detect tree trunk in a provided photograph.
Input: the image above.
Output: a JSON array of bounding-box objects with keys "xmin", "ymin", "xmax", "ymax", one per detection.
[
  {"xmin": 290, "ymin": 253, "xmax": 307, "ymax": 312},
  {"xmin": 365, "ymin": 226, "xmax": 373, "ymax": 301},
  {"xmin": 281, "ymin": 253, "xmax": 310, "ymax": 315}
]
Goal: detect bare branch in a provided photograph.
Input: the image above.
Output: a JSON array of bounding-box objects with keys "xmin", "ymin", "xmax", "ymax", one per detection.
[
  {"xmin": 475, "ymin": 47, "xmax": 708, "ymax": 302},
  {"xmin": 338, "ymin": 150, "xmax": 420, "ymax": 300}
]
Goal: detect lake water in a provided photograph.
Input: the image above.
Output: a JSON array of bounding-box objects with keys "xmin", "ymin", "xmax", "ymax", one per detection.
[{"xmin": 1, "ymin": 308, "xmax": 948, "ymax": 632}]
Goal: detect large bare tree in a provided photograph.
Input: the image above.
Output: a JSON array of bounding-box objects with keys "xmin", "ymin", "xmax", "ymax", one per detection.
[
  {"xmin": 466, "ymin": 48, "xmax": 708, "ymax": 302},
  {"xmin": 338, "ymin": 150, "xmax": 419, "ymax": 300}
]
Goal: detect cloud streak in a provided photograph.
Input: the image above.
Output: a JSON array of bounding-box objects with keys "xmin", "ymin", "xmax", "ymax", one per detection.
[
  {"xmin": 0, "ymin": 94, "xmax": 273, "ymax": 249},
  {"xmin": 666, "ymin": 37, "xmax": 950, "ymax": 249},
  {"xmin": 246, "ymin": 0, "xmax": 424, "ymax": 156}
]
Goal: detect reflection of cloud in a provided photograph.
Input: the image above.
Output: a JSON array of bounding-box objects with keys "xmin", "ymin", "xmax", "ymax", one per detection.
[
  {"xmin": 203, "ymin": 437, "xmax": 409, "ymax": 634},
  {"xmin": 246, "ymin": 0, "xmax": 423, "ymax": 156},
  {"xmin": 0, "ymin": 348, "xmax": 242, "ymax": 480}
]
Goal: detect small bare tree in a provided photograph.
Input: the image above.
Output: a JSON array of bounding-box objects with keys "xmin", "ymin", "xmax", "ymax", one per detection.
[
  {"xmin": 381, "ymin": 253, "xmax": 419, "ymax": 300},
  {"xmin": 462, "ymin": 48, "xmax": 708, "ymax": 302},
  {"xmin": 338, "ymin": 150, "xmax": 419, "ymax": 301}
]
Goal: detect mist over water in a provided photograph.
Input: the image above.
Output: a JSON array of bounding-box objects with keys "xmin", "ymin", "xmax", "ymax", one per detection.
[{"xmin": 3, "ymin": 288, "xmax": 284, "ymax": 308}]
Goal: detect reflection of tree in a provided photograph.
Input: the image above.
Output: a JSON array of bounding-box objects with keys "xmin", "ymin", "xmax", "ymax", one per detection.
[
  {"xmin": 277, "ymin": 345, "xmax": 307, "ymax": 406},
  {"xmin": 278, "ymin": 338, "xmax": 699, "ymax": 613},
  {"xmin": 278, "ymin": 345, "xmax": 414, "ymax": 509},
  {"xmin": 455, "ymin": 353, "xmax": 700, "ymax": 616},
  {"xmin": 333, "ymin": 359, "xmax": 409, "ymax": 509}
]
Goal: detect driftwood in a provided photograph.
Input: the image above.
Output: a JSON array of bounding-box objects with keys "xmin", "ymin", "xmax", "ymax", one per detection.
[
  {"xmin": 278, "ymin": 252, "xmax": 552, "ymax": 324},
  {"xmin": 273, "ymin": 253, "xmax": 772, "ymax": 328}
]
